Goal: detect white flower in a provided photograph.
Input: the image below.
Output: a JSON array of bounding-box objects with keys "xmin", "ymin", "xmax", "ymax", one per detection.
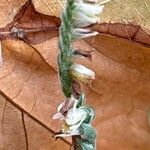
[
  {"xmin": 70, "ymin": 63, "xmax": 95, "ymax": 84},
  {"xmin": 65, "ymin": 100, "xmax": 86, "ymax": 130},
  {"xmin": 55, "ymin": 98, "xmax": 87, "ymax": 138},
  {"xmin": 52, "ymin": 95, "xmax": 76, "ymax": 120},
  {"xmin": 73, "ymin": 1, "xmax": 104, "ymax": 27}
]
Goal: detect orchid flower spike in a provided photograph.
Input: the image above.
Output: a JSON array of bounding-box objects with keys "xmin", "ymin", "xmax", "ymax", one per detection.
[{"xmin": 55, "ymin": 0, "xmax": 106, "ymax": 148}]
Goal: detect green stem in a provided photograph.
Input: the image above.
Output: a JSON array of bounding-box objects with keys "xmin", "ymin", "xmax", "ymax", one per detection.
[{"xmin": 58, "ymin": 0, "xmax": 75, "ymax": 98}]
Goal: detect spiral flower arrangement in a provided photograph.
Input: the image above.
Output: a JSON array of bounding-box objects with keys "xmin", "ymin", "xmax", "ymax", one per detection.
[{"xmin": 53, "ymin": 0, "xmax": 109, "ymax": 149}]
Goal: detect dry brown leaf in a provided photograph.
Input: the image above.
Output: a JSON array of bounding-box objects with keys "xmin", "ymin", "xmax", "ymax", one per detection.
[
  {"xmin": 0, "ymin": 1, "xmax": 60, "ymax": 44},
  {"xmin": 32, "ymin": 0, "xmax": 64, "ymax": 17},
  {"xmin": 0, "ymin": 94, "xmax": 70, "ymax": 150},
  {"xmin": 91, "ymin": 23, "xmax": 150, "ymax": 46},
  {"xmin": 85, "ymin": 35, "xmax": 150, "ymax": 73},
  {"xmin": 0, "ymin": 0, "xmax": 27, "ymax": 28},
  {"xmin": 1, "ymin": 39, "xmax": 63, "ymax": 132},
  {"xmin": 98, "ymin": 0, "xmax": 150, "ymax": 34}
]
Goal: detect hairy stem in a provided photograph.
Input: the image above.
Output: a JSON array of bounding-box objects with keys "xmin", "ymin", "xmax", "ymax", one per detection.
[{"xmin": 58, "ymin": 0, "xmax": 74, "ymax": 98}]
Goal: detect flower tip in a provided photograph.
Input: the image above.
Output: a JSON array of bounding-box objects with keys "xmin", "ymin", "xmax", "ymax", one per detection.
[
  {"xmin": 99, "ymin": 0, "xmax": 111, "ymax": 5},
  {"xmin": 92, "ymin": 31, "xmax": 99, "ymax": 37},
  {"xmin": 91, "ymin": 72, "xmax": 95, "ymax": 80}
]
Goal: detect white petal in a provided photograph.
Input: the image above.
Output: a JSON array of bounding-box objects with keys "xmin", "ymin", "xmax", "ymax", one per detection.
[
  {"xmin": 69, "ymin": 112, "xmax": 86, "ymax": 130},
  {"xmin": 53, "ymin": 113, "xmax": 65, "ymax": 120},
  {"xmin": 73, "ymin": 28, "xmax": 91, "ymax": 33},
  {"xmin": 72, "ymin": 28, "xmax": 99, "ymax": 39},
  {"xmin": 78, "ymin": 31, "xmax": 98, "ymax": 39},
  {"xmin": 55, "ymin": 132, "xmax": 79, "ymax": 138},
  {"xmin": 66, "ymin": 108, "xmax": 86, "ymax": 125},
  {"xmin": 57, "ymin": 101, "xmax": 65, "ymax": 112},
  {"xmin": 65, "ymin": 100, "xmax": 81, "ymax": 125}
]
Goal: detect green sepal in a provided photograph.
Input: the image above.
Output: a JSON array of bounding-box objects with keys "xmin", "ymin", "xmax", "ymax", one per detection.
[
  {"xmin": 76, "ymin": 124, "xmax": 96, "ymax": 150},
  {"xmin": 80, "ymin": 106, "xmax": 95, "ymax": 124},
  {"xmin": 79, "ymin": 123, "xmax": 97, "ymax": 143},
  {"xmin": 76, "ymin": 123, "xmax": 97, "ymax": 150},
  {"xmin": 77, "ymin": 93, "xmax": 85, "ymax": 108}
]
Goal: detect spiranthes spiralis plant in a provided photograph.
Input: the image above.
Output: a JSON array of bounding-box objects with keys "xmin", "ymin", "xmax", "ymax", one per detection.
[{"xmin": 53, "ymin": 0, "xmax": 109, "ymax": 149}]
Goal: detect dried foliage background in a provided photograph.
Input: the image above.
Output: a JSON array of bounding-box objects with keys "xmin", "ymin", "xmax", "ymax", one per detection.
[{"xmin": 0, "ymin": 0, "xmax": 150, "ymax": 150}]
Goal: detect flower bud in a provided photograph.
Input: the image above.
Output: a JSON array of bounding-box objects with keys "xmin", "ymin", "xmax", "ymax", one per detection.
[
  {"xmin": 73, "ymin": 1, "xmax": 104, "ymax": 27},
  {"xmin": 70, "ymin": 64, "xmax": 95, "ymax": 84}
]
